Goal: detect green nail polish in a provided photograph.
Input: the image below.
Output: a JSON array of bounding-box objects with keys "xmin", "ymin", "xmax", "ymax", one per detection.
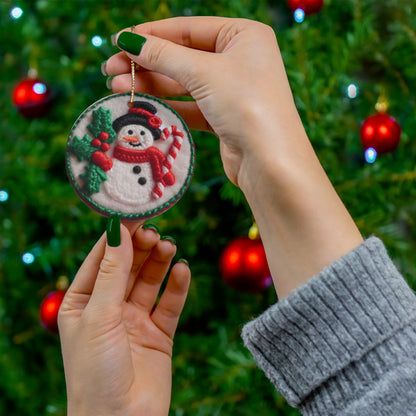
[
  {"xmin": 178, "ymin": 258, "xmax": 189, "ymax": 266},
  {"xmin": 106, "ymin": 76, "xmax": 114, "ymax": 90},
  {"xmin": 161, "ymin": 235, "xmax": 176, "ymax": 245},
  {"xmin": 142, "ymin": 223, "xmax": 159, "ymax": 233},
  {"xmin": 117, "ymin": 32, "xmax": 147, "ymax": 55},
  {"xmin": 100, "ymin": 60, "xmax": 108, "ymax": 76},
  {"xmin": 107, "ymin": 215, "xmax": 121, "ymax": 247},
  {"xmin": 110, "ymin": 33, "xmax": 118, "ymax": 46}
]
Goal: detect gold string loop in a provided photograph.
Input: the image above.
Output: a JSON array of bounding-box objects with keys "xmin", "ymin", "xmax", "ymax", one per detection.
[{"xmin": 129, "ymin": 25, "xmax": 137, "ymax": 107}]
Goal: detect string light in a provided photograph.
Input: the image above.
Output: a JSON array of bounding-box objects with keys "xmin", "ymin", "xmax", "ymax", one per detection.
[
  {"xmin": 10, "ymin": 7, "xmax": 23, "ymax": 19},
  {"xmin": 347, "ymin": 83, "xmax": 358, "ymax": 99},
  {"xmin": 294, "ymin": 8, "xmax": 305, "ymax": 23},
  {"xmin": 365, "ymin": 147, "xmax": 377, "ymax": 164},
  {"xmin": 22, "ymin": 252, "xmax": 35, "ymax": 264},
  {"xmin": 91, "ymin": 35, "xmax": 103, "ymax": 47},
  {"xmin": 0, "ymin": 190, "xmax": 8, "ymax": 202},
  {"xmin": 33, "ymin": 82, "xmax": 47, "ymax": 94}
]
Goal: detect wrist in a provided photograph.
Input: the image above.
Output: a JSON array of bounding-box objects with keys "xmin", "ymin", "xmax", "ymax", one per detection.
[
  {"xmin": 237, "ymin": 108, "xmax": 310, "ymax": 196},
  {"xmin": 237, "ymin": 116, "xmax": 363, "ymax": 298}
]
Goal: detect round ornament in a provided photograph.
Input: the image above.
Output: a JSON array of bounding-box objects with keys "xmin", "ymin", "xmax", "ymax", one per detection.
[
  {"xmin": 360, "ymin": 112, "xmax": 401, "ymax": 155},
  {"xmin": 287, "ymin": 0, "xmax": 324, "ymax": 15},
  {"xmin": 66, "ymin": 93, "xmax": 195, "ymax": 221},
  {"xmin": 40, "ymin": 290, "xmax": 66, "ymax": 333},
  {"xmin": 220, "ymin": 237, "xmax": 272, "ymax": 293},
  {"xmin": 13, "ymin": 77, "xmax": 52, "ymax": 118}
]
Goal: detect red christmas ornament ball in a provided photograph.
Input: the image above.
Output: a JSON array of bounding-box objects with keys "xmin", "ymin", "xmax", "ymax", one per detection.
[
  {"xmin": 13, "ymin": 77, "xmax": 52, "ymax": 118},
  {"xmin": 40, "ymin": 290, "xmax": 66, "ymax": 332},
  {"xmin": 360, "ymin": 113, "xmax": 401, "ymax": 155},
  {"xmin": 220, "ymin": 237, "xmax": 272, "ymax": 293},
  {"xmin": 287, "ymin": 0, "xmax": 324, "ymax": 14}
]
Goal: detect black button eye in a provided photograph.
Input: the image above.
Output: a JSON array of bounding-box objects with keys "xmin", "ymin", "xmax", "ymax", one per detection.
[
  {"xmin": 140, "ymin": 131, "xmax": 146, "ymax": 136},
  {"xmin": 128, "ymin": 129, "xmax": 134, "ymax": 135}
]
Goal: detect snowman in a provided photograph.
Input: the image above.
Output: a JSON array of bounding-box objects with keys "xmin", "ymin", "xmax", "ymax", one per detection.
[{"xmin": 103, "ymin": 101, "xmax": 176, "ymax": 206}]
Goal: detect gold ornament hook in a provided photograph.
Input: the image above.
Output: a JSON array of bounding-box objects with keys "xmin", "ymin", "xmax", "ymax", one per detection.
[{"xmin": 129, "ymin": 25, "xmax": 137, "ymax": 107}]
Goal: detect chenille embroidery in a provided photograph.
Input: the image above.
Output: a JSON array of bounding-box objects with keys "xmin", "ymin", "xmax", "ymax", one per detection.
[
  {"xmin": 66, "ymin": 93, "xmax": 195, "ymax": 221},
  {"xmin": 67, "ymin": 107, "xmax": 116, "ymax": 196},
  {"xmin": 112, "ymin": 125, "xmax": 183, "ymax": 199},
  {"xmin": 69, "ymin": 109, "xmax": 183, "ymax": 199}
]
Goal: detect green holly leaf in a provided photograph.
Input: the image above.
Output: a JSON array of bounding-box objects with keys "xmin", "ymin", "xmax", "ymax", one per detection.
[
  {"xmin": 80, "ymin": 163, "xmax": 108, "ymax": 196},
  {"xmin": 87, "ymin": 106, "xmax": 117, "ymax": 144},
  {"xmin": 67, "ymin": 134, "xmax": 94, "ymax": 161}
]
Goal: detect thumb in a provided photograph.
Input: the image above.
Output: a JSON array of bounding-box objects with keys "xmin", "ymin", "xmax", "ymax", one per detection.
[
  {"xmin": 88, "ymin": 216, "xmax": 133, "ymax": 310},
  {"xmin": 116, "ymin": 31, "xmax": 207, "ymax": 92}
]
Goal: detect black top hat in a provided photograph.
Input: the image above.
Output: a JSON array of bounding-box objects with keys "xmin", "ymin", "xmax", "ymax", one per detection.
[{"xmin": 112, "ymin": 101, "xmax": 162, "ymax": 140}]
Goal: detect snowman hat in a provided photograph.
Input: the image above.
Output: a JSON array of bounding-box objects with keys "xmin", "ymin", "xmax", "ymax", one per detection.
[{"xmin": 112, "ymin": 101, "xmax": 162, "ymax": 140}]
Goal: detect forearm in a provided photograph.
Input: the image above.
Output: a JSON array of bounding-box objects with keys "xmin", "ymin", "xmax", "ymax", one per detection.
[{"xmin": 238, "ymin": 108, "xmax": 363, "ymax": 298}]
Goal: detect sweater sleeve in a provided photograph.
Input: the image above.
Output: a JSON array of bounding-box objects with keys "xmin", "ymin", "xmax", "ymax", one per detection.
[{"xmin": 241, "ymin": 237, "xmax": 416, "ymax": 415}]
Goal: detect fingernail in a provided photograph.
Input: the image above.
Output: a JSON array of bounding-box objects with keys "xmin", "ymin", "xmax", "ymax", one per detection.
[
  {"xmin": 111, "ymin": 33, "xmax": 118, "ymax": 46},
  {"xmin": 142, "ymin": 223, "xmax": 159, "ymax": 233},
  {"xmin": 100, "ymin": 60, "xmax": 108, "ymax": 76},
  {"xmin": 106, "ymin": 76, "xmax": 114, "ymax": 90},
  {"xmin": 178, "ymin": 258, "xmax": 189, "ymax": 266},
  {"xmin": 117, "ymin": 32, "xmax": 147, "ymax": 55},
  {"xmin": 107, "ymin": 215, "xmax": 121, "ymax": 247},
  {"xmin": 161, "ymin": 235, "xmax": 176, "ymax": 245}
]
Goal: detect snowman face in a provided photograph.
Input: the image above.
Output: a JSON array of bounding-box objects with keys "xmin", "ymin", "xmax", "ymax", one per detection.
[{"xmin": 117, "ymin": 124, "xmax": 154, "ymax": 149}]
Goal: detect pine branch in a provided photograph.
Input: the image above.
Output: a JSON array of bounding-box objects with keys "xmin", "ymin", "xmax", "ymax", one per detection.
[
  {"xmin": 80, "ymin": 164, "xmax": 108, "ymax": 196},
  {"xmin": 67, "ymin": 134, "xmax": 94, "ymax": 161},
  {"xmin": 87, "ymin": 107, "xmax": 116, "ymax": 144}
]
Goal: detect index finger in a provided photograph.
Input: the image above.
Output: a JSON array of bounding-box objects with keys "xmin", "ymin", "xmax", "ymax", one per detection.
[{"xmin": 122, "ymin": 16, "xmax": 232, "ymax": 52}]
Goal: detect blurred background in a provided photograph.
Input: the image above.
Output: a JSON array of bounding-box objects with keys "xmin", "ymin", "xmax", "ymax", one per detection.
[{"xmin": 1, "ymin": 0, "xmax": 416, "ymax": 414}]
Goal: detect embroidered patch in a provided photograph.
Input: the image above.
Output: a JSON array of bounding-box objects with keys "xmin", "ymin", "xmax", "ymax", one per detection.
[{"xmin": 66, "ymin": 93, "xmax": 195, "ymax": 221}]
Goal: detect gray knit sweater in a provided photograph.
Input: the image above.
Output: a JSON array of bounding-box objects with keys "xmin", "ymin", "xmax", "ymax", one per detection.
[{"xmin": 241, "ymin": 237, "xmax": 416, "ymax": 415}]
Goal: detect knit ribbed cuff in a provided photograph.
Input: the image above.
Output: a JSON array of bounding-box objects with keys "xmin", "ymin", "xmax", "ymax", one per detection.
[{"xmin": 241, "ymin": 237, "xmax": 416, "ymax": 413}]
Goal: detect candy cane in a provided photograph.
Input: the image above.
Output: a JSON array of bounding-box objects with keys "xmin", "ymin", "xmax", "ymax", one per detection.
[{"xmin": 152, "ymin": 126, "xmax": 184, "ymax": 199}]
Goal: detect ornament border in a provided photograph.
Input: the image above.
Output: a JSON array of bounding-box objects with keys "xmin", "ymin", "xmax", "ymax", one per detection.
[{"xmin": 66, "ymin": 92, "xmax": 195, "ymax": 221}]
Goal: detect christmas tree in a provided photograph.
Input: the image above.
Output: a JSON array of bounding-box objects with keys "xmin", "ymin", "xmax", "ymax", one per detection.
[{"xmin": 1, "ymin": 0, "xmax": 416, "ymax": 414}]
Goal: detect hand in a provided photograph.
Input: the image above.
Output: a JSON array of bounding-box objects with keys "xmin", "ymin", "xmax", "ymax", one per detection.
[
  {"xmin": 104, "ymin": 17, "xmax": 301, "ymax": 187},
  {"xmin": 105, "ymin": 17, "xmax": 363, "ymax": 299},
  {"xmin": 58, "ymin": 221, "xmax": 190, "ymax": 416}
]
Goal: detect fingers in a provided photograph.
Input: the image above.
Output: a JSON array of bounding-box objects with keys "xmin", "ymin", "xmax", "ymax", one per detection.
[
  {"xmin": 122, "ymin": 221, "xmax": 144, "ymax": 236},
  {"xmin": 151, "ymin": 261, "xmax": 191, "ymax": 339},
  {"xmin": 132, "ymin": 16, "xmax": 232, "ymax": 52},
  {"xmin": 110, "ymin": 71, "xmax": 189, "ymax": 98},
  {"xmin": 161, "ymin": 100, "xmax": 212, "ymax": 132},
  {"xmin": 62, "ymin": 232, "xmax": 107, "ymax": 303},
  {"xmin": 128, "ymin": 238, "xmax": 177, "ymax": 313},
  {"xmin": 87, "ymin": 224, "xmax": 134, "ymax": 310},
  {"xmin": 124, "ymin": 226, "xmax": 161, "ymax": 297}
]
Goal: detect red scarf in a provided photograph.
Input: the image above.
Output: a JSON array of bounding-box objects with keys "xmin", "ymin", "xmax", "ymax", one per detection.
[{"xmin": 113, "ymin": 145, "xmax": 166, "ymax": 182}]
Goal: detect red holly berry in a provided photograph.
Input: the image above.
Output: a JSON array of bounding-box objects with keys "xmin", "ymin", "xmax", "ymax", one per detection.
[
  {"xmin": 99, "ymin": 132, "xmax": 109, "ymax": 141},
  {"xmin": 91, "ymin": 138, "xmax": 101, "ymax": 147},
  {"xmin": 100, "ymin": 143, "xmax": 110, "ymax": 152},
  {"xmin": 91, "ymin": 151, "xmax": 113, "ymax": 171}
]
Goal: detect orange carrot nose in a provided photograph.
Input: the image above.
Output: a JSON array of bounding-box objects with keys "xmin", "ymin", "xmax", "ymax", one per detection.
[{"xmin": 123, "ymin": 136, "xmax": 139, "ymax": 143}]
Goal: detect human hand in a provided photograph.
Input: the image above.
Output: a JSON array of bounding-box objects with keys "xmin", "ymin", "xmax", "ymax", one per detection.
[
  {"xmin": 104, "ymin": 17, "xmax": 363, "ymax": 299},
  {"xmin": 103, "ymin": 17, "xmax": 362, "ymax": 299},
  {"xmin": 58, "ymin": 218, "xmax": 190, "ymax": 416},
  {"xmin": 104, "ymin": 17, "xmax": 303, "ymax": 187}
]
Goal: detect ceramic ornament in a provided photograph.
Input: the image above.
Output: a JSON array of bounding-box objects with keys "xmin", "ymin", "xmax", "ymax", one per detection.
[{"xmin": 66, "ymin": 93, "xmax": 195, "ymax": 221}]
